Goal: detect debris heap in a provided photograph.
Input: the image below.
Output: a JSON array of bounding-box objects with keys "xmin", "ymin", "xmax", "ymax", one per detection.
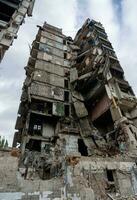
[{"xmin": 13, "ymin": 19, "xmax": 137, "ymax": 199}]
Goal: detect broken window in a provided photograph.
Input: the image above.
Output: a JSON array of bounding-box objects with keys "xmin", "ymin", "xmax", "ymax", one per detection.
[
  {"xmin": 37, "ymin": 103, "xmax": 44, "ymax": 112},
  {"xmin": 28, "ymin": 113, "xmax": 43, "ymax": 136},
  {"xmin": 31, "ymin": 101, "xmax": 44, "ymax": 112},
  {"xmin": 106, "ymin": 169, "xmax": 114, "ymax": 182},
  {"xmin": 26, "ymin": 139, "xmax": 41, "ymax": 152},
  {"xmin": 30, "ymin": 99, "xmax": 52, "ymax": 115},
  {"xmin": 63, "ymin": 39, "xmax": 67, "ymax": 45},
  {"xmin": 34, "ymin": 124, "xmax": 42, "ymax": 131},
  {"xmin": 33, "ymin": 124, "xmax": 42, "ymax": 135},
  {"xmin": 65, "ymin": 105, "xmax": 70, "ymax": 116},
  {"xmin": 105, "ymin": 169, "xmax": 116, "ymax": 193},
  {"xmin": 64, "ymin": 79, "xmax": 69, "ymax": 89},
  {"xmin": 110, "ymin": 68, "xmax": 124, "ymax": 79},
  {"xmin": 78, "ymin": 139, "xmax": 88, "ymax": 156},
  {"xmin": 45, "ymin": 102, "xmax": 52, "ymax": 114},
  {"xmin": 42, "ymin": 168, "xmax": 51, "ymax": 180},
  {"xmin": 64, "ymin": 69, "xmax": 70, "ymax": 77},
  {"xmin": 64, "ymin": 53, "xmax": 67, "ymax": 59},
  {"xmin": 64, "ymin": 91, "xmax": 69, "ymax": 102}
]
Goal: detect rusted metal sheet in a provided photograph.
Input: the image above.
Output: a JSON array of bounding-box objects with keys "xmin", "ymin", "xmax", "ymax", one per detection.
[{"xmin": 90, "ymin": 94, "xmax": 111, "ymax": 121}]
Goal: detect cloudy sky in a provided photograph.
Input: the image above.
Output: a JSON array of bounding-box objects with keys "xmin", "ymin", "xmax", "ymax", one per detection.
[{"xmin": 0, "ymin": 0, "xmax": 137, "ymax": 145}]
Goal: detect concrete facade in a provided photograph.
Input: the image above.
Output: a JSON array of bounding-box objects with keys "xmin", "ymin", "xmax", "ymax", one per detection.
[{"xmin": 0, "ymin": 0, "xmax": 35, "ymax": 61}]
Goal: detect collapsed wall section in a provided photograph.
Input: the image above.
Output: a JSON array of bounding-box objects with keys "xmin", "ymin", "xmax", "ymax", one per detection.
[{"xmin": 71, "ymin": 19, "xmax": 137, "ymax": 156}]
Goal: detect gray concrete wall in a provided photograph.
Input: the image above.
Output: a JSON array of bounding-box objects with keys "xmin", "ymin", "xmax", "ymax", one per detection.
[
  {"xmin": 0, "ymin": 151, "xmax": 19, "ymax": 192},
  {"xmin": 0, "ymin": 150, "xmax": 137, "ymax": 199},
  {"xmin": 35, "ymin": 60, "xmax": 64, "ymax": 76}
]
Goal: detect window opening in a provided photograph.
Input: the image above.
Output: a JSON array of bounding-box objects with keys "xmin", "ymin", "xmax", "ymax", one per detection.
[
  {"xmin": 106, "ymin": 169, "xmax": 114, "ymax": 182},
  {"xmin": 26, "ymin": 139, "xmax": 41, "ymax": 152},
  {"xmin": 78, "ymin": 139, "xmax": 88, "ymax": 156},
  {"xmin": 64, "ymin": 79, "xmax": 69, "ymax": 89},
  {"xmin": 65, "ymin": 105, "xmax": 69, "ymax": 116},
  {"xmin": 64, "ymin": 91, "xmax": 69, "ymax": 102}
]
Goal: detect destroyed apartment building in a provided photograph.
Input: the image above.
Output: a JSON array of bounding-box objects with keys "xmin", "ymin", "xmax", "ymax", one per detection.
[
  {"xmin": 11, "ymin": 19, "xmax": 137, "ymax": 199},
  {"xmin": 0, "ymin": 0, "xmax": 35, "ymax": 62}
]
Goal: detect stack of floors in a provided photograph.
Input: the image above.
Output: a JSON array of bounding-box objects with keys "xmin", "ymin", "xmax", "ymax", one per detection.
[
  {"xmin": 10, "ymin": 20, "xmax": 137, "ymax": 199},
  {"xmin": 13, "ymin": 22, "xmax": 80, "ymax": 180},
  {"xmin": 71, "ymin": 19, "xmax": 137, "ymax": 156}
]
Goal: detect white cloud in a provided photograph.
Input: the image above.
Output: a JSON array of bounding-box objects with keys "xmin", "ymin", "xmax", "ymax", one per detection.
[
  {"xmin": 119, "ymin": 0, "xmax": 137, "ymax": 93},
  {"xmin": 88, "ymin": 0, "xmax": 120, "ymax": 43},
  {"xmin": 75, "ymin": 0, "xmax": 90, "ymax": 28},
  {"xmin": 33, "ymin": 0, "xmax": 77, "ymax": 36}
]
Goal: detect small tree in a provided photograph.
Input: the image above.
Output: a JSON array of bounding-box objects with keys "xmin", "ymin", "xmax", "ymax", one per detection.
[
  {"xmin": 4, "ymin": 140, "xmax": 8, "ymax": 148},
  {"xmin": 0, "ymin": 136, "xmax": 8, "ymax": 149}
]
